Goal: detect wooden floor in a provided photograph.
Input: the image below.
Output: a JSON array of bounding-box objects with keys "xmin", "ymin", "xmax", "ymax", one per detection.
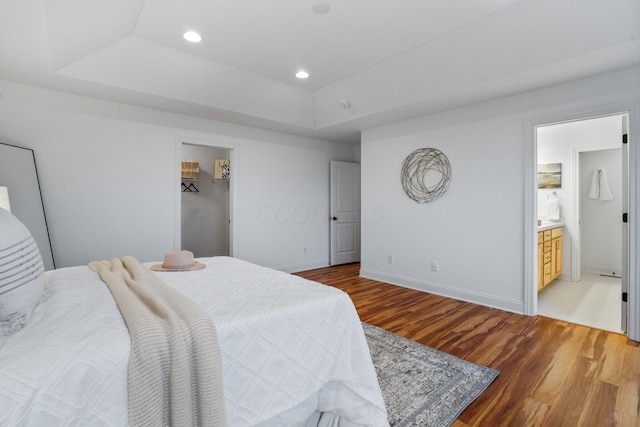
[{"xmin": 295, "ymin": 263, "xmax": 640, "ymax": 427}]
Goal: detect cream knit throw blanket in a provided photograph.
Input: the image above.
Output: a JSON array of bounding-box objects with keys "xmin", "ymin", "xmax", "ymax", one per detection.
[{"xmin": 89, "ymin": 256, "xmax": 227, "ymax": 427}]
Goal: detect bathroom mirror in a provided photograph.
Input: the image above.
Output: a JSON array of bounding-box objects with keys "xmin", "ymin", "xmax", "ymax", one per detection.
[{"xmin": 0, "ymin": 142, "xmax": 55, "ymax": 270}]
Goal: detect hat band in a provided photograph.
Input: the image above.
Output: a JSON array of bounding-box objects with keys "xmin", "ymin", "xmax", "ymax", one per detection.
[{"xmin": 163, "ymin": 263, "xmax": 196, "ymax": 270}]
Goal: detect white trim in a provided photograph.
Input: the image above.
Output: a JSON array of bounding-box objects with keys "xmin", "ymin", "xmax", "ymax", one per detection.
[
  {"xmin": 571, "ymin": 147, "xmax": 581, "ymax": 282},
  {"xmin": 361, "ymin": 269, "xmax": 524, "ymax": 314},
  {"xmin": 174, "ymin": 136, "xmax": 239, "ymax": 257},
  {"xmin": 524, "ymin": 100, "xmax": 640, "ymax": 342},
  {"xmin": 173, "ymin": 141, "xmax": 182, "ymax": 251},
  {"xmin": 277, "ymin": 260, "xmax": 330, "ymax": 274},
  {"xmin": 628, "ymin": 103, "xmax": 640, "ymax": 341},
  {"xmin": 570, "ymin": 143, "xmax": 623, "ymax": 283},
  {"xmin": 523, "ymin": 120, "xmax": 538, "ymax": 316}
]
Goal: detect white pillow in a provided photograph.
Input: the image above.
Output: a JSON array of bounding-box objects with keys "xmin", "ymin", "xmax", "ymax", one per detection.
[{"xmin": 0, "ymin": 208, "xmax": 46, "ymax": 335}]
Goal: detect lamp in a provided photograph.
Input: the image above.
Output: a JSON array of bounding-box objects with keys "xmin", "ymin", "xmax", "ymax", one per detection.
[{"xmin": 0, "ymin": 186, "xmax": 11, "ymax": 212}]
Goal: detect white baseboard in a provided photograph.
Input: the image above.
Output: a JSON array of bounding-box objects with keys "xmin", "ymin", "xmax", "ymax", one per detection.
[
  {"xmin": 278, "ymin": 260, "xmax": 329, "ymax": 274},
  {"xmin": 360, "ymin": 268, "xmax": 524, "ymax": 315},
  {"xmin": 580, "ymin": 267, "xmax": 622, "ymax": 278}
]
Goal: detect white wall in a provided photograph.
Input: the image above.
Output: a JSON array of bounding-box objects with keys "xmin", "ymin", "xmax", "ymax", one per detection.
[
  {"xmin": 580, "ymin": 148, "xmax": 622, "ymax": 275},
  {"xmin": 361, "ymin": 66, "xmax": 640, "ymax": 314},
  {"xmin": 0, "ymin": 80, "xmax": 354, "ymax": 271},
  {"xmin": 235, "ymin": 138, "xmax": 342, "ymax": 271},
  {"xmin": 181, "ymin": 144, "xmax": 230, "ymax": 258},
  {"xmin": 537, "ymin": 115, "xmax": 622, "ymax": 280}
]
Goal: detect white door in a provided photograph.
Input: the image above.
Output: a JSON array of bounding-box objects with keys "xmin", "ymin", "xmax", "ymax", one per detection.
[
  {"xmin": 621, "ymin": 116, "xmax": 629, "ymax": 332},
  {"xmin": 330, "ymin": 161, "xmax": 360, "ymax": 265}
]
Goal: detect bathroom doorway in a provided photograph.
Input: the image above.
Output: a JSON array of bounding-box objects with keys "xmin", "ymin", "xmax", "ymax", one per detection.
[{"xmin": 536, "ymin": 114, "xmax": 627, "ymax": 332}]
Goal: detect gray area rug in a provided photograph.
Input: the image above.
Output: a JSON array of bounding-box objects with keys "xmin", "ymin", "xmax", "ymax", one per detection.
[{"xmin": 363, "ymin": 322, "xmax": 499, "ymax": 427}]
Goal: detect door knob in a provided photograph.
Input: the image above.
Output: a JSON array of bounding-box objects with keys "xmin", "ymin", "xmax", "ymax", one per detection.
[{"xmin": 332, "ymin": 216, "xmax": 337, "ymax": 221}]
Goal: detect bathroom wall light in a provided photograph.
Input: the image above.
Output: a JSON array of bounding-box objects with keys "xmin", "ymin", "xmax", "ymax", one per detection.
[
  {"xmin": 312, "ymin": 2, "xmax": 331, "ymax": 14},
  {"xmin": 183, "ymin": 31, "xmax": 202, "ymax": 43}
]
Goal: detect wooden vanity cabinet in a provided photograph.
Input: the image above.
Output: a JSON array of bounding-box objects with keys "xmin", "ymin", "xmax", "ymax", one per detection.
[
  {"xmin": 538, "ymin": 238, "xmax": 544, "ymax": 290},
  {"xmin": 551, "ymin": 227, "xmax": 562, "ymax": 280},
  {"xmin": 538, "ymin": 226, "xmax": 562, "ymax": 291}
]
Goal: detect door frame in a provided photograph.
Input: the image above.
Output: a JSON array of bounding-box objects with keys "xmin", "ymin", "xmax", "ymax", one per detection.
[
  {"xmin": 174, "ymin": 136, "xmax": 238, "ymax": 256},
  {"xmin": 572, "ymin": 143, "xmax": 624, "ymax": 283},
  {"xmin": 330, "ymin": 160, "xmax": 361, "ymax": 265},
  {"xmin": 524, "ymin": 100, "xmax": 640, "ymax": 342}
]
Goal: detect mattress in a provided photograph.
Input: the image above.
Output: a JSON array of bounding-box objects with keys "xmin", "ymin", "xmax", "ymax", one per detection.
[{"xmin": 0, "ymin": 256, "xmax": 388, "ymax": 426}]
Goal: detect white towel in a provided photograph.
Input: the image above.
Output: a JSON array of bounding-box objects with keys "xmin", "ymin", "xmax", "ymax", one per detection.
[
  {"xmin": 598, "ymin": 168, "xmax": 614, "ymax": 201},
  {"xmin": 588, "ymin": 170, "xmax": 599, "ymax": 199},
  {"xmin": 547, "ymin": 198, "xmax": 560, "ymax": 220},
  {"xmin": 588, "ymin": 168, "xmax": 614, "ymax": 201}
]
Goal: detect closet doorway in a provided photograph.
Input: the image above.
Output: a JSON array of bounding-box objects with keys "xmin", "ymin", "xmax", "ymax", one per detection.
[
  {"xmin": 535, "ymin": 114, "xmax": 627, "ymax": 333},
  {"xmin": 180, "ymin": 142, "xmax": 232, "ymax": 257}
]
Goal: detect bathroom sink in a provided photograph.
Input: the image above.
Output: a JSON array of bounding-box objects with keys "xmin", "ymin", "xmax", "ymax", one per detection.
[{"xmin": 538, "ymin": 220, "xmax": 563, "ymax": 230}]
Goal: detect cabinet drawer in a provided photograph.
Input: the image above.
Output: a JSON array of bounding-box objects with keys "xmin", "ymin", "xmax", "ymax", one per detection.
[
  {"xmin": 544, "ymin": 251, "xmax": 551, "ymax": 263},
  {"xmin": 544, "ymin": 241, "xmax": 552, "ymax": 252},
  {"xmin": 543, "ymin": 230, "xmax": 552, "ymax": 241},
  {"xmin": 551, "ymin": 227, "xmax": 563, "ymax": 239},
  {"xmin": 544, "ymin": 262, "xmax": 551, "ymax": 275}
]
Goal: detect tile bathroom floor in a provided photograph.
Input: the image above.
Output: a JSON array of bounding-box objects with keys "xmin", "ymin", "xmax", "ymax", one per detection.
[{"xmin": 538, "ymin": 271, "xmax": 622, "ymax": 333}]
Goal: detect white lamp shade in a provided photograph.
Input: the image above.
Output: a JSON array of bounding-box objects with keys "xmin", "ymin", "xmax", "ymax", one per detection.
[{"xmin": 0, "ymin": 186, "xmax": 10, "ymax": 212}]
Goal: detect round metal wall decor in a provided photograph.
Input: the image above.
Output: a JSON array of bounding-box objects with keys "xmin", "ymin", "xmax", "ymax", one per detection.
[{"xmin": 401, "ymin": 148, "xmax": 451, "ymax": 203}]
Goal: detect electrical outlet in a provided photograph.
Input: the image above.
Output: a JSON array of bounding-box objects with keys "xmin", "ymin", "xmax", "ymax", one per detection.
[
  {"xmin": 388, "ymin": 255, "xmax": 393, "ymax": 264},
  {"xmin": 431, "ymin": 261, "xmax": 439, "ymax": 272}
]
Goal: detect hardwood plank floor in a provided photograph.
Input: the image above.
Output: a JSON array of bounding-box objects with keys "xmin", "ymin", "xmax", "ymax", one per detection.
[{"xmin": 295, "ymin": 263, "xmax": 640, "ymax": 427}]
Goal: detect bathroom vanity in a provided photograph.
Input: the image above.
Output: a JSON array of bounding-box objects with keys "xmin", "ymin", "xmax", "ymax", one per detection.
[{"xmin": 538, "ymin": 224, "xmax": 563, "ymax": 291}]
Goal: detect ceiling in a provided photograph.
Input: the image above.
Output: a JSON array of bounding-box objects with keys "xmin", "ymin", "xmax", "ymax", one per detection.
[{"xmin": 0, "ymin": 0, "xmax": 638, "ymax": 144}]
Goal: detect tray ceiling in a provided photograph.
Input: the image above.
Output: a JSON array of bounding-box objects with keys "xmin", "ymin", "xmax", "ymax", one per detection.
[{"xmin": 1, "ymin": 0, "xmax": 638, "ymax": 143}]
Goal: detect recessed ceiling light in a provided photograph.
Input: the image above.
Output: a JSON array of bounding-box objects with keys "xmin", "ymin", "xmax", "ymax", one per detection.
[
  {"xmin": 183, "ymin": 31, "xmax": 202, "ymax": 43},
  {"xmin": 312, "ymin": 1, "xmax": 331, "ymax": 14},
  {"xmin": 296, "ymin": 71, "xmax": 310, "ymax": 79}
]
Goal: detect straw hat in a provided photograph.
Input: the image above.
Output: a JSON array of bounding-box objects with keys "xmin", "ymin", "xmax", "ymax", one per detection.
[{"xmin": 150, "ymin": 250, "xmax": 205, "ymax": 272}]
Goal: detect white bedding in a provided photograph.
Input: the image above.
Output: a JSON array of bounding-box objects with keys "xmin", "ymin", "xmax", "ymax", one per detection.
[{"xmin": 0, "ymin": 256, "xmax": 388, "ymax": 426}]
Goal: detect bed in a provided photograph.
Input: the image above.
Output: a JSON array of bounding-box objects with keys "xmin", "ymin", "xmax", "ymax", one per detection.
[{"xmin": 0, "ymin": 208, "xmax": 388, "ymax": 426}]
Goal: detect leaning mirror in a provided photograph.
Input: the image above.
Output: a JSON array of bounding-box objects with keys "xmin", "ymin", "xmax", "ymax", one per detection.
[{"xmin": 0, "ymin": 142, "xmax": 55, "ymax": 270}]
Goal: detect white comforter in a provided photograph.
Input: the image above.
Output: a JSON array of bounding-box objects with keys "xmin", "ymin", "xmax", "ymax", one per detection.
[{"xmin": 0, "ymin": 257, "xmax": 388, "ymax": 426}]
